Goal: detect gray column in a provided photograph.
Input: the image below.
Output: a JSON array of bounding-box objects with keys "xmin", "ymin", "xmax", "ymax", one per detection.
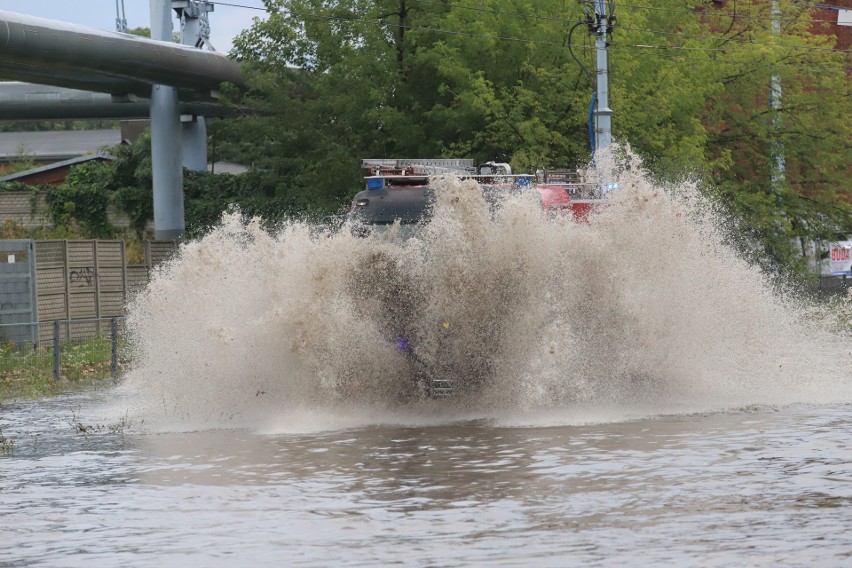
[
  {"xmin": 181, "ymin": 115, "xmax": 208, "ymax": 172},
  {"xmin": 769, "ymin": 0, "xmax": 785, "ymax": 189},
  {"xmin": 594, "ymin": 0, "xmax": 612, "ymax": 153},
  {"xmin": 150, "ymin": 0, "xmax": 184, "ymax": 240}
]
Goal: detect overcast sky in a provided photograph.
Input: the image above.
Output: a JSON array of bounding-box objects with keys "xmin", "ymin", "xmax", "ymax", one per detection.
[{"xmin": 0, "ymin": 0, "xmax": 267, "ymax": 54}]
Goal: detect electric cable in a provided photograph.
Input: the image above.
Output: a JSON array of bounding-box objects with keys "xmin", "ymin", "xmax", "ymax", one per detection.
[
  {"xmin": 616, "ymin": 24, "xmax": 845, "ymax": 52},
  {"xmin": 204, "ymin": 1, "xmax": 851, "ymax": 55},
  {"xmin": 609, "ymin": 1, "xmax": 838, "ymax": 25},
  {"xmin": 207, "ymin": 0, "xmax": 842, "ymax": 32},
  {"xmin": 205, "ymin": 1, "xmax": 266, "ymax": 10},
  {"xmin": 404, "ymin": 0, "xmax": 839, "ymax": 27},
  {"xmin": 568, "ymin": 22, "xmax": 595, "ymax": 86}
]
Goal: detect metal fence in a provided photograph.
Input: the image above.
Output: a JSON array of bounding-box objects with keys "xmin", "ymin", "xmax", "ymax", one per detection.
[
  {"xmin": 805, "ymin": 275, "xmax": 852, "ymax": 300},
  {"xmin": 0, "ymin": 240, "xmax": 37, "ymax": 344},
  {"xmin": 0, "ymin": 317, "xmax": 129, "ymax": 382}
]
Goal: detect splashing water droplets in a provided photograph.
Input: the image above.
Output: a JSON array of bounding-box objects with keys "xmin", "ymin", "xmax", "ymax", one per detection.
[{"xmin": 120, "ymin": 151, "xmax": 851, "ymax": 431}]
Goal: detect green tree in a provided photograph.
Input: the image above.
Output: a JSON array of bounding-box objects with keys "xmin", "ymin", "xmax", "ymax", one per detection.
[
  {"xmin": 108, "ymin": 132, "xmax": 155, "ymax": 237},
  {"xmin": 47, "ymin": 160, "xmax": 116, "ymax": 238},
  {"xmin": 695, "ymin": 1, "xmax": 850, "ymax": 274},
  {"xmin": 3, "ymin": 142, "xmax": 36, "ymax": 174},
  {"xmin": 127, "ymin": 27, "xmax": 151, "ymax": 38},
  {"xmin": 227, "ymin": 0, "xmax": 597, "ymax": 210},
  {"xmin": 222, "ymin": 0, "xmax": 849, "ymax": 277},
  {"xmin": 43, "ymin": 132, "xmax": 294, "ymax": 239},
  {"xmin": 183, "ymin": 170, "xmax": 297, "ymax": 237}
]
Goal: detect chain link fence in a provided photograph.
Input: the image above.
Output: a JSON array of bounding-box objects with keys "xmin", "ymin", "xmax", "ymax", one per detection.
[{"xmin": 0, "ymin": 317, "xmax": 130, "ymax": 383}]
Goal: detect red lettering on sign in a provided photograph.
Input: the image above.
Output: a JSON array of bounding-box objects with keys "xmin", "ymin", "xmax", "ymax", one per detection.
[{"xmin": 831, "ymin": 247, "xmax": 850, "ymax": 262}]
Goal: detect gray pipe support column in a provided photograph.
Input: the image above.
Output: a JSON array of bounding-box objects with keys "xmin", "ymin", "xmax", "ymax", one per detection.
[
  {"xmin": 150, "ymin": 0, "xmax": 184, "ymax": 240},
  {"xmin": 178, "ymin": 2, "xmax": 209, "ymax": 172},
  {"xmin": 181, "ymin": 116, "xmax": 208, "ymax": 171},
  {"xmin": 151, "ymin": 85, "xmax": 184, "ymax": 240}
]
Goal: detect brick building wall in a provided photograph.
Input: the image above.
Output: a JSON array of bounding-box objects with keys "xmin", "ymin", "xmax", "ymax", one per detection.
[
  {"xmin": 710, "ymin": 1, "xmax": 851, "ymax": 52},
  {"xmin": 6, "ymin": 164, "xmax": 75, "ymax": 186},
  {"xmin": 813, "ymin": 1, "xmax": 851, "ymax": 51}
]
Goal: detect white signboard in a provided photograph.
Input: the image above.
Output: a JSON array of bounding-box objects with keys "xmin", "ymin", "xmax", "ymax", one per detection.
[{"xmin": 829, "ymin": 241, "xmax": 852, "ymax": 276}]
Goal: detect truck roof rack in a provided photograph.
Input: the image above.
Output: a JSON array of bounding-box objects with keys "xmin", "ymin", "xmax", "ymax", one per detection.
[{"xmin": 361, "ymin": 159, "xmax": 477, "ymax": 176}]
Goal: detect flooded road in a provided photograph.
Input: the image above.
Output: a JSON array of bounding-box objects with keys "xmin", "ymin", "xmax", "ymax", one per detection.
[
  {"xmin": 5, "ymin": 156, "xmax": 851, "ymax": 566},
  {"xmin": 2, "ymin": 388, "xmax": 851, "ymax": 567}
]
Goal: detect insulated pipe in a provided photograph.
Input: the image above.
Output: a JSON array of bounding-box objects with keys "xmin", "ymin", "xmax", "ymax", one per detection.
[
  {"xmin": 0, "ymin": 61, "xmax": 150, "ymax": 99},
  {"xmin": 0, "ymin": 10, "xmax": 244, "ymax": 97},
  {"xmin": 0, "ymin": 82, "xmax": 232, "ymax": 120}
]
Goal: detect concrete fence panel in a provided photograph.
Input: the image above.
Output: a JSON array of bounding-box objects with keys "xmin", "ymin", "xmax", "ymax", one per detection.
[{"xmin": 0, "ymin": 238, "xmax": 175, "ymax": 345}]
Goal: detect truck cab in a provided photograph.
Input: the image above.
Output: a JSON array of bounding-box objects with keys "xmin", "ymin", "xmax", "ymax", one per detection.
[
  {"xmin": 344, "ymin": 159, "xmax": 603, "ymax": 400},
  {"xmin": 348, "ymin": 159, "xmax": 598, "ymax": 232}
]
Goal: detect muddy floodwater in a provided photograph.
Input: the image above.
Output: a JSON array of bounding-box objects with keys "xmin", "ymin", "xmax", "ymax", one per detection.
[
  {"xmin": 5, "ymin": 158, "xmax": 852, "ymax": 565},
  {"xmin": 1, "ymin": 388, "xmax": 851, "ymax": 567}
]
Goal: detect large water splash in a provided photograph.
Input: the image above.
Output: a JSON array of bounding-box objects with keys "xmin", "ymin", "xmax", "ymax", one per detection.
[{"xmin": 118, "ymin": 150, "xmax": 851, "ymax": 431}]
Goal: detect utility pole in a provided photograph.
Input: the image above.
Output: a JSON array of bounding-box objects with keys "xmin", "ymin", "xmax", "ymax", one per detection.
[
  {"xmin": 769, "ymin": 0, "xmax": 785, "ymax": 190},
  {"xmin": 593, "ymin": 0, "xmax": 613, "ymax": 153}
]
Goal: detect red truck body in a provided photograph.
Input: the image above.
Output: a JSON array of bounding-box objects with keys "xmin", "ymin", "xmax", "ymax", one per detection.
[{"xmin": 349, "ymin": 159, "xmax": 603, "ymax": 227}]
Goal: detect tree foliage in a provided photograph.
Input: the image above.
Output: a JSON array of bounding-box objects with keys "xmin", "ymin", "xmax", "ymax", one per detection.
[
  {"xmin": 49, "ymin": 160, "xmax": 116, "ymax": 238},
  {"xmin": 4, "ymin": 1, "xmax": 844, "ymax": 279},
  {"xmin": 37, "ymin": 133, "xmax": 297, "ymax": 239},
  {"xmin": 183, "ymin": 170, "xmax": 297, "ymax": 237},
  {"xmin": 218, "ymin": 0, "xmax": 849, "ymax": 277},
  {"xmin": 38, "ymin": 134, "xmax": 157, "ymax": 239}
]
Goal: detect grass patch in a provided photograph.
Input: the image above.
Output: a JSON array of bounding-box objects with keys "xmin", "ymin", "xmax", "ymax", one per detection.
[
  {"xmin": 0, "ymin": 427, "xmax": 13, "ymax": 455},
  {"xmin": 0, "ymin": 336, "xmax": 130, "ymax": 403}
]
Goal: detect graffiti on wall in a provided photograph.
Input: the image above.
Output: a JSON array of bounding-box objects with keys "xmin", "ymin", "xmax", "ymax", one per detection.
[{"xmin": 69, "ymin": 267, "xmax": 95, "ymax": 287}]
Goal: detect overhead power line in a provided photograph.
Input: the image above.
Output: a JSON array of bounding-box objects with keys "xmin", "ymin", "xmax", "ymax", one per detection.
[
  {"xmin": 206, "ymin": 1, "xmax": 266, "ymax": 11},
  {"xmin": 408, "ymin": 0, "xmax": 582, "ymax": 24},
  {"xmin": 607, "ymin": 46, "xmax": 814, "ymax": 68},
  {"xmin": 618, "ymin": 25, "xmax": 845, "ymax": 52},
  {"xmin": 207, "ymin": 1, "xmax": 851, "ymax": 55},
  {"xmin": 610, "ymin": 1, "xmax": 838, "ymax": 25},
  {"xmin": 624, "ymin": 42, "xmax": 847, "ymax": 55},
  {"xmin": 209, "ymin": 0, "xmax": 841, "ymax": 28},
  {"xmin": 408, "ymin": 0, "xmax": 839, "ymax": 27}
]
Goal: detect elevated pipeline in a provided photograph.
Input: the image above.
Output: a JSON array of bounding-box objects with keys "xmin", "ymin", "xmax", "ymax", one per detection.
[
  {"xmin": 0, "ymin": 82, "xmax": 235, "ymax": 120},
  {"xmin": 0, "ymin": 10, "xmax": 244, "ymax": 100}
]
